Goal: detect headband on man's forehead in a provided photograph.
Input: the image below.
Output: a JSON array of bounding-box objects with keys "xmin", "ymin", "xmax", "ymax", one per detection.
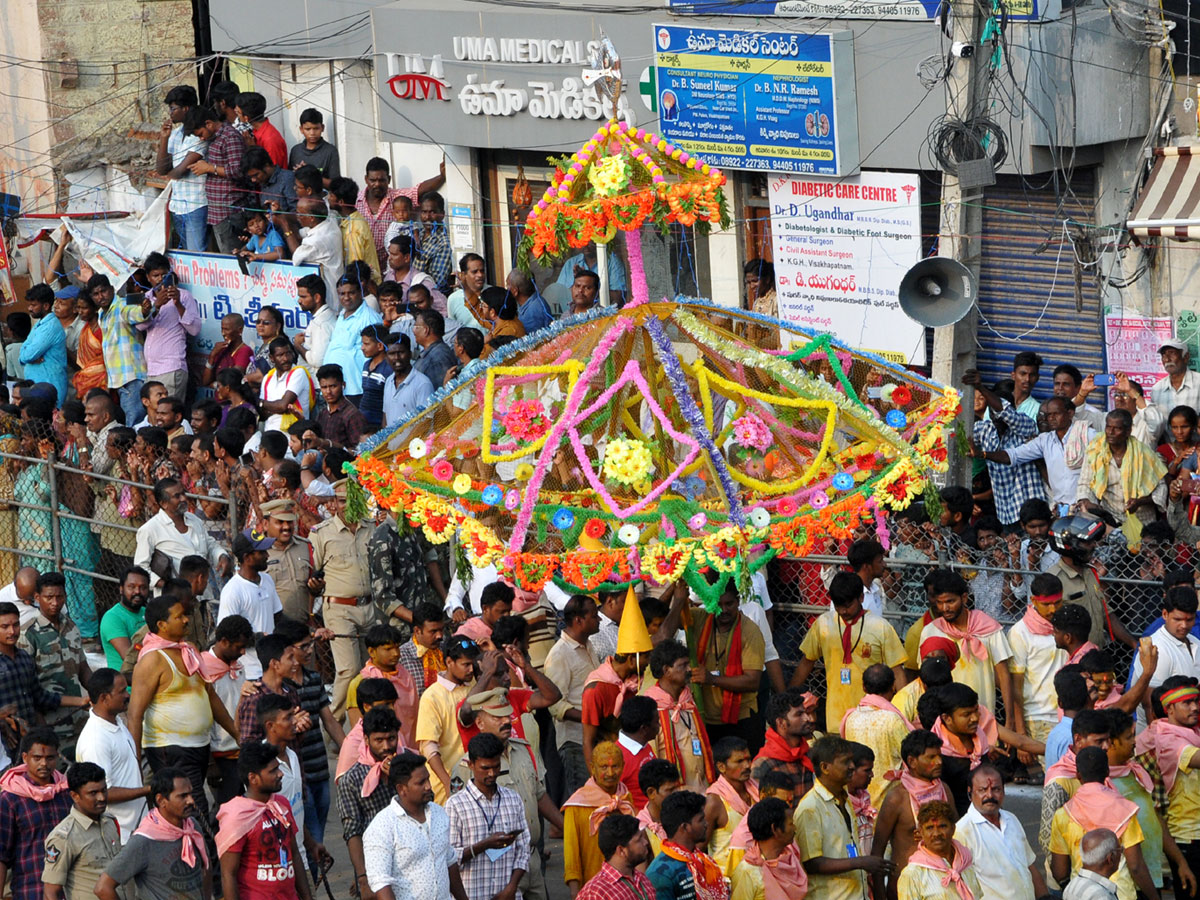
[
  {"xmin": 1163, "ymin": 686, "xmax": 1200, "ymax": 707},
  {"xmin": 1032, "ymin": 592, "xmax": 1063, "ymax": 603}
]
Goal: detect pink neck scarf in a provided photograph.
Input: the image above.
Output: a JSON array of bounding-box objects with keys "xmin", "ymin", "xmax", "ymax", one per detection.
[
  {"xmin": 840, "ymin": 693, "xmax": 915, "ymax": 737},
  {"xmin": 356, "ymin": 739, "xmax": 390, "ymax": 798},
  {"xmin": 1107, "ymin": 759, "xmax": 1154, "ymax": 795},
  {"xmin": 134, "ymin": 810, "xmax": 210, "ymax": 867},
  {"xmin": 1137, "ymin": 719, "xmax": 1200, "ymax": 792},
  {"xmin": 705, "ymin": 776, "xmax": 759, "ymax": 818},
  {"xmin": 139, "ymin": 633, "xmax": 226, "ymax": 682},
  {"xmin": 200, "ymin": 649, "xmax": 244, "ymax": 682},
  {"xmin": 932, "ymin": 716, "xmax": 992, "ymax": 766},
  {"xmin": 1021, "ymin": 606, "xmax": 1056, "ymax": 637},
  {"xmin": 931, "ymin": 611, "xmax": 1003, "ymax": 662},
  {"xmin": 907, "ymin": 841, "xmax": 977, "ymax": 900},
  {"xmin": 899, "ymin": 767, "xmax": 948, "ymax": 819},
  {"xmin": 849, "ymin": 788, "xmax": 877, "ymax": 822},
  {"xmin": 741, "ymin": 841, "xmax": 809, "ymax": 900},
  {"xmin": 0, "ymin": 766, "xmax": 67, "ymax": 802},
  {"xmin": 635, "ymin": 805, "xmax": 666, "ymax": 840},
  {"xmin": 1064, "ymin": 782, "xmax": 1138, "ymax": 836},
  {"xmin": 1045, "ymin": 749, "xmax": 1077, "ymax": 785},
  {"xmin": 215, "ymin": 795, "xmax": 293, "ymax": 857},
  {"xmin": 584, "ymin": 660, "xmax": 641, "ymax": 717},
  {"xmin": 563, "ymin": 778, "xmax": 635, "ymax": 834}
]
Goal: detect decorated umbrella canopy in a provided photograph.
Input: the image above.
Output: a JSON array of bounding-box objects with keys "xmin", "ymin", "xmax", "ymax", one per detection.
[{"xmin": 351, "ymin": 44, "xmax": 958, "ymax": 609}]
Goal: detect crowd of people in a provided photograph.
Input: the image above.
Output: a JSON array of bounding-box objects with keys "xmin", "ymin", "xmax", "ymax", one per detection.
[{"xmin": 1, "ymin": 79, "xmax": 1200, "ymax": 900}]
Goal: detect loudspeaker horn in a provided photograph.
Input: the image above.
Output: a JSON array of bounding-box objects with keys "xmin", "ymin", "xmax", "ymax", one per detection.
[{"xmin": 897, "ymin": 257, "xmax": 977, "ymax": 327}]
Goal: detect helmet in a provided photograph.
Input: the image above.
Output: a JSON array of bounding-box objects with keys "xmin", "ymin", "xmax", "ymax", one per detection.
[{"xmin": 1049, "ymin": 515, "xmax": 1105, "ymax": 556}]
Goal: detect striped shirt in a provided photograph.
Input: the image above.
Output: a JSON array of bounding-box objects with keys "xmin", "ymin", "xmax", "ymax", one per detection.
[
  {"xmin": 356, "ymin": 186, "xmax": 420, "ymax": 273},
  {"xmin": 166, "ymin": 125, "xmax": 208, "ymax": 213},
  {"xmin": 97, "ymin": 301, "xmax": 148, "ymax": 388}
]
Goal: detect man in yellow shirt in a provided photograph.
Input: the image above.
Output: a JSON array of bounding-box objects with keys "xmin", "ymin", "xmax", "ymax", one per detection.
[
  {"xmin": 415, "ymin": 634, "xmax": 480, "ymax": 804},
  {"xmin": 329, "ymin": 178, "xmax": 382, "ymax": 282},
  {"xmin": 1146, "ymin": 675, "xmax": 1200, "ymax": 892},
  {"xmin": 562, "ymin": 741, "xmax": 635, "ymax": 894},
  {"xmin": 688, "ymin": 586, "xmax": 765, "ymax": 747},
  {"xmin": 792, "ymin": 572, "xmax": 907, "ymax": 732},
  {"xmin": 730, "ymin": 796, "xmax": 808, "ymax": 900},
  {"xmin": 841, "ymin": 663, "xmax": 913, "ymax": 809},
  {"xmin": 1049, "ymin": 747, "xmax": 1160, "ymax": 900},
  {"xmin": 794, "ymin": 736, "xmax": 893, "ymax": 900}
]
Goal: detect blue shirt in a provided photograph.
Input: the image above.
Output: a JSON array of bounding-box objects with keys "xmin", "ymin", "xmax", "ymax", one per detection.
[
  {"xmin": 555, "ymin": 251, "xmax": 627, "ymax": 292},
  {"xmin": 1044, "ymin": 715, "xmax": 1074, "ymax": 769},
  {"xmin": 360, "ymin": 357, "xmax": 393, "ymax": 429},
  {"xmin": 323, "ymin": 302, "xmax": 382, "ymax": 397},
  {"xmin": 517, "ymin": 291, "xmax": 555, "ymax": 335},
  {"xmin": 18, "ymin": 315, "xmax": 67, "ymax": 404},
  {"xmin": 646, "ymin": 853, "xmax": 695, "ymax": 900},
  {"xmin": 382, "ymin": 367, "xmax": 434, "ymax": 429},
  {"xmin": 247, "ymin": 228, "xmax": 284, "ymax": 256}
]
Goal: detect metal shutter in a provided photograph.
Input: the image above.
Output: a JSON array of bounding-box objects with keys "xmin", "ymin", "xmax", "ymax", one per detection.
[{"xmin": 973, "ymin": 172, "xmax": 1104, "ymax": 390}]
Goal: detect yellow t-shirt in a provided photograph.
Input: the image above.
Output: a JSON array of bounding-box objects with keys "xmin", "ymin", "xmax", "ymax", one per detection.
[
  {"xmin": 1168, "ymin": 745, "xmax": 1200, "ymax": 842},
  {"xmin": 346, "ymin": 674, "xmax": 364, "ymax": 711},
  {"xmin": 1049, "ymin": 806, "xmax": 1145, "ymax": 900},
  {"xmin": 794, "ymin": 781, "xmax": 868, "ymax": 900},
  {"xmin": 562, "ymin": 804, "xmax": 605, "ymax": 886},
  {"xmin": 905, "ymin": 618, "xmax": 926, "ymax": 671},
  {"xmin": 897, "ymin": 859, "xmax": 985, "ymax": 900},
  {"xmin": 799, "ymin": 610, "xmax": 907, "ymax": 732},
  {"xmin": 919, "ymin": 621, "xmax": 1012, "ymax": 713},
  {"xmin": 709, "ymin": 798, "xmax": 745, "ymax": 877},
  {"xmin": 689, "ymin": 612, "xmax": 766, "ymax": 725},
  {"xmin": 894, "ymin": 680, "xmax": 924, "ymax": 726},
  {"xmin": 730, "ymin": 858, "xmax": 765, "ymax": 900},
  {"xmin": 415, "ymin": 675, "xmax": 473, "ymax": 804},
  {"xmin": 841, "ymin": 704, "xmax": 911, "ymax": 808}
]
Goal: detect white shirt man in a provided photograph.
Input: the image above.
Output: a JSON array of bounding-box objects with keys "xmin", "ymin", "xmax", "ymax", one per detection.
[
  {"xmin": 205, "ymin": 652, "xmax": 247, "ymax": 755},
  {"xmin": 133, "ymin": 508, "xmax": 227, "ymax": 577},
  {"xmin": 75, "ymin": 710, "xmax": 147, "ymax": 843},
  {"xmin": 217, "ymin": 573, "xmax": 282, "ymax": 679},
  {"xmin": 1130, "ymin": 620, "xmax": 1200, "ymax": 728},
  {"xmin": 292, "ymin": 215, "xmax": 345, "ymax": 307},
  {"xmin": 955, "ymin": 798, "xmax": 1038, "ymax": 900},
  {"xmin": 1005, "ymin": 427, "xmax": 1092, "ymax": 508},
  {"xmin": 302, "ymin": 302, "xmax": 336, "ymax": 369},
  {"xmin": 446, "ymin": 562, "xmax": 570, "ymax": 616},
  {"xmin": 0, "ymin": 582, "xmax": 39, "ymax": 631},
  {"xmin": 363, "ymin": 796, "xmax": 457, "ymax": 900}
]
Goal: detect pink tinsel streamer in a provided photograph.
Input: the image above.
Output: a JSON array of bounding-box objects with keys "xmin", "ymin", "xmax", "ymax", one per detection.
[{"xmin": 626, "ymin": 230, "xmax": 649, "ymax": 308}]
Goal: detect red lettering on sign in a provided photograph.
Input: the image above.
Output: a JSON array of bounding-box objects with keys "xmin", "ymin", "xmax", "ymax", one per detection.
[{"xmin": 387, "ymin": 74, "xmax": 451, "ymax": 101}]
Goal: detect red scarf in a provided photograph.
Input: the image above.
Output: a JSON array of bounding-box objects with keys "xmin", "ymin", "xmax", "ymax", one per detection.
[
  {"xmin": 139, "ymin": 633, "xmax": 225, "ymax": 682},
  {"xmin": 416, "ymin": 640, "xmax": 444, "ymax": 688},
  {"xmin": 660, "ymin": 841, "xmax": 730, "ymax": 900},
  {"xmin": 907, "ymin": 842, "xmax": 977, "ymax": 900},
  {"xmin": 839, "ymin": 610, "xmax": 864, "ymax": 664},
  {"xmin": 134, "ymin": 809, "xmax": 209, "ymax": 867},
  {"xmin": 899, "ymin": 767, "xmax": 949, "ymax": 820},
  {"xmin": 584, "ymin": 660, "xmax": 641, "ymax": 718},
  {"xmin": 216, "ymin": 794, "xmax": 294, "ymax": 857},
  {"xmin": 705, "ymin": 776, "xmax": 759, "ymax": 817},
  {"xmin": 1064, "ymin": 782, "xmax": 1138, "ymax": 836},
  {"xmin": 741, "ymin": 842, "xmax": 808, "ymax": 900},
  {"xmin": 562, "ymin": 778, "xmax": 635, "ymax": 834},
  {"xmin": 1021, "ymin": 606, "xmax": 1056, "ymax": 637},
  {"xmin": 695, "ymin": 614, "xmax": 744, "ymax": 725},
  {"xmin": 755, "ymin": 727, "xmax": 813, "ymax": 772},
  {"xmin": 645, "ymin": 683, "xmax": 716, "ymax": 784},
  {"xmin": 931, "ymin": 611, "xmax": 1003, "ymax": 662},
  {"xmin": 0, "ymin": 766, "xmax": 67, "ymax": 802}
]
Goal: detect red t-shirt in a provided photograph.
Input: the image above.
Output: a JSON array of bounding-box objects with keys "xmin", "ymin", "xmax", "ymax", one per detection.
[
  {"xmin": 581, "ymin": 681, "xmax": 621, "ymax": 728},
  {"xmin": 253, "ymin": 121, "xmax": 289, "ymax": 168},
  {"xmin": 457, "ymin": 688, "xmax": 533, "ymax": 748},
  {"xmin": 229, "ymin": 799, "xmax": 299, "ymax": 900},
  {"xmin": 620, "ymin": 739, "xmax": 656, "ymax": 810}
]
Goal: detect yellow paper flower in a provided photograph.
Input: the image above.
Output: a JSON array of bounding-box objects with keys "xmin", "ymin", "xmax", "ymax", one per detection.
[
  {"xmin": 602, "ymin": 439, "xmax": 654, "ymax": 487},
  {"xmin": 514, "ymin": 463, "xmax": 535, "ymax": 481},
  {"xmin": 452, "ymin": 474, "xmax": 473, "ymax": 495},
  {"xmin": 588, "ymin": 157, "xmax": 630, "ymax": 198}
]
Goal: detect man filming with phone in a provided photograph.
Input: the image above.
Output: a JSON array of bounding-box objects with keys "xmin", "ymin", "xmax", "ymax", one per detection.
[{"xmin": 139, "ymin": 251, "xmax": 202, "ymax": 402}]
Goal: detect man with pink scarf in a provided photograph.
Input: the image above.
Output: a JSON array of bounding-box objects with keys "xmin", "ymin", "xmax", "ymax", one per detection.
[
  {"xmin": 729, "ymin": 797, "xmax": 807, "ymax": 900},
  {"xmin": 919, "ymin": 570, "xmax": 1014, "ymax": 729},
  {"xmin": 95, "ymin": 767, "xmax": 209, "ymax": 900},
  {"xmin": 841, "ymin": 663, "xmax": 914, "ymax": 808},
  {"xmin": 1008, "ymin": 574, "xmax": 1068, "ymax": 758},
  {"xmin": 897, "ymin": 800, "xmax": 983, "ymax": 900},
  {"xmin": 0, "ymin": 728, "xmax": 72, "ymax": 900},
  {"xmin": 704, "ymin": 737, "xmax": 759, "ymax": 877}
]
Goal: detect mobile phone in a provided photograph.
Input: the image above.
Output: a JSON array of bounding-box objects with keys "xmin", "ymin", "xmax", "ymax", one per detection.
[{"xmin": 1093, "ymin": 374, "xmax": 1116, "ymax": 387}]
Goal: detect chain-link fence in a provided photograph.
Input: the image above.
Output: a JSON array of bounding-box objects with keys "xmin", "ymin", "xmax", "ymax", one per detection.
[
  {"xmin": 766, "ymin": 529, "xmax": 1180, "ymax": 707},
  {"xmin": 0, "ymin": 447, "xmax": 237, "ymax": 640}
]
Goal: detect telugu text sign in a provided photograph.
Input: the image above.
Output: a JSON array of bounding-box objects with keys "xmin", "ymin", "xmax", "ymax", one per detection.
[
  {"xmin": 1103, "ymin": 313, "xmax": 1171, "ymax": 401},
  {"xmin": 768, "ymin": 172, "xmax": 924, "ymax": 363},
  {"xmin": 652, "ymin": 25, "xmax": 858, "ymax": 176}
]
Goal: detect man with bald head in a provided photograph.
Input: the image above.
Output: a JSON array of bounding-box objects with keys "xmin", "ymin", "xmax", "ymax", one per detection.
[
  {"xmin": 0, "ymin": 568, "xmax": 40, "ymax": 630},
  {"xmin": 955, "ymin": 764, "xmax": 1046, "ymax": 900},
  {"xmin": 1066, "ymin": 829, "xmax": 1122, "ymax": 900},
  {"xmin": 507, "ymin": 268, "xmax": 554, "ymax": 334},
  {"xmin": 285, "ymin": 197, "xmax": 344, "ymax": 305}
]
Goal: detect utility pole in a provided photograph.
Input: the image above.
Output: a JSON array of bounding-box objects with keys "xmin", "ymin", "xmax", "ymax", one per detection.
[{"xmin": 930, "ymin": 0, "xmax": 989, "ymax": 487}]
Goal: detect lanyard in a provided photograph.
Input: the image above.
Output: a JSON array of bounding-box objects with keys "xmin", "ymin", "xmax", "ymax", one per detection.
[{"xmin": 470, "ymin": 789, "xmax": 501, "ymax": 833}]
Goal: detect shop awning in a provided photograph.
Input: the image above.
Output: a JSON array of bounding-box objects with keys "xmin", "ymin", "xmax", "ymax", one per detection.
[{"xmin": 1128, "ymin": 146, "xmax": 1200, "ymax": 239}]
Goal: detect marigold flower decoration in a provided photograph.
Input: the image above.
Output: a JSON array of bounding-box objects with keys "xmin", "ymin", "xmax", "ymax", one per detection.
[{"xmin": 602, "ymin": 438, "xmax": 654, "ymax": 487}]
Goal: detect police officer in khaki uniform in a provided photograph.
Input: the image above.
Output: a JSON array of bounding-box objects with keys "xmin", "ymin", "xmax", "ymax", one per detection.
[
  {"xmin": 43, "ymin": 762, "xmax": 127, "ymax": 900},
  {"xmin": 309, "ymin": 479, "xmax": 376, "ymax": 720},
  {"xmin": 454, "ymin": 688, "xmax": 562, "ymax": 900},
  {"xmin": 261, "ymin": 498, "xmax": 314, "ymax": 623}
]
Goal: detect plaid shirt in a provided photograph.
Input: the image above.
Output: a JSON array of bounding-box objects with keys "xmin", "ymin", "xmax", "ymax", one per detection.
[
  {"xmin": 578, "ymin": 862, "xmax": 656, "ymax": 900},
  {"xmin": 0, "ymin": 783, "xmax": 72, "ymax": 900},
  {"xmin": 417, "ymin": 225, "xmax": 454, "ymax": 295},
  {"xmin": 445, "ymin": 780, "xmax": 530, "ymax": 900},
  {"xmin": 338, "ymin": 760, "xmax": 394, "ymax": 839},
  {"xmin": 97, "ymin": 301, "xmax": 147, "ymax": 389},
  {"xmin": 976, "ymin": 401, "xmax": 1045, "ymax": 525},
  {"xmin": 167, "ymin": 124, "xmax": 208, "ymax": 214},
  {"xmin": 204, "ymin": 123, "xmax": 246, "ymax": 225},
  {"xmin": 0, "ymin": 648, "xmax": 62, "ymax": 752},
  {"xmin": 236, "ymin": 680, "xmax": 299, "ymax": 744},
  {"xmin": 356, "ymin": 186, "xmax": 419, "ymax": 273},
  {"xmin": 293, "ymin": 668, "xmax": 331, "ymax": 783}
]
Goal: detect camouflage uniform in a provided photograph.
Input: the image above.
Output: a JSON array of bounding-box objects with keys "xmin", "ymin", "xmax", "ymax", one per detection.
[
  {"xmin": 17, "ymin": 612, "xmax": 87, "ymax": 746},
  {"xmin": 368, "ymin": 516, "xmax": 432, "ymax": 643}
]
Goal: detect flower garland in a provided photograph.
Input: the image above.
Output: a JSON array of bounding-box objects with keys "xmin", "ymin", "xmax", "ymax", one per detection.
[
  {"xmin": 480, "ymin": 361, "xmax": 582, "ymax": 464},
  {"xmin": 561, "ymin": 550, "xmax": 632, "ymax": 591}
]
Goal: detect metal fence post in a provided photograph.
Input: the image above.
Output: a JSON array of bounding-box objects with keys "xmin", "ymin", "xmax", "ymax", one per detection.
[{"xmin": 47, "ymin": 451, "xmax": 62, "ymax": 573}]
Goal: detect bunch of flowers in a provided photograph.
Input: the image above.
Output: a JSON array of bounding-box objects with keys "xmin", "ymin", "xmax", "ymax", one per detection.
[
  {"xmin": 502, "ymin": 400, "xmax": 552, "ymax": 443},
  {"xmin": 602, "ymin": 438, "xmax": 654, "ymax": 487},
  {"xmin": 588, "ymin": 157, "xmax": 630, "ymax": 197},
  {"xmin": 732, "ymin": 412, "xmax": 773, "ymax": 453}
]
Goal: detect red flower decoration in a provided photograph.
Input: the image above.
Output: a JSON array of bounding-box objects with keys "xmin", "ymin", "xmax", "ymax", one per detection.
[
  {"xmin": 777, "ymin": 497, "xmax": 799, "ymax": 516},
  {"xmin": 891, "ymin": 386, "xmax": 912, "ymax": 407},
  {"xmin": 431, "ymin": 459, "xmax": 454, "ymax": 481},
  {"xmin": 855, "ymin": 453, "xmax": 877, "ymax": 472},
  {"xmin": 584, "ymin": 518, "xmax": 607, "ymax": 539}
]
